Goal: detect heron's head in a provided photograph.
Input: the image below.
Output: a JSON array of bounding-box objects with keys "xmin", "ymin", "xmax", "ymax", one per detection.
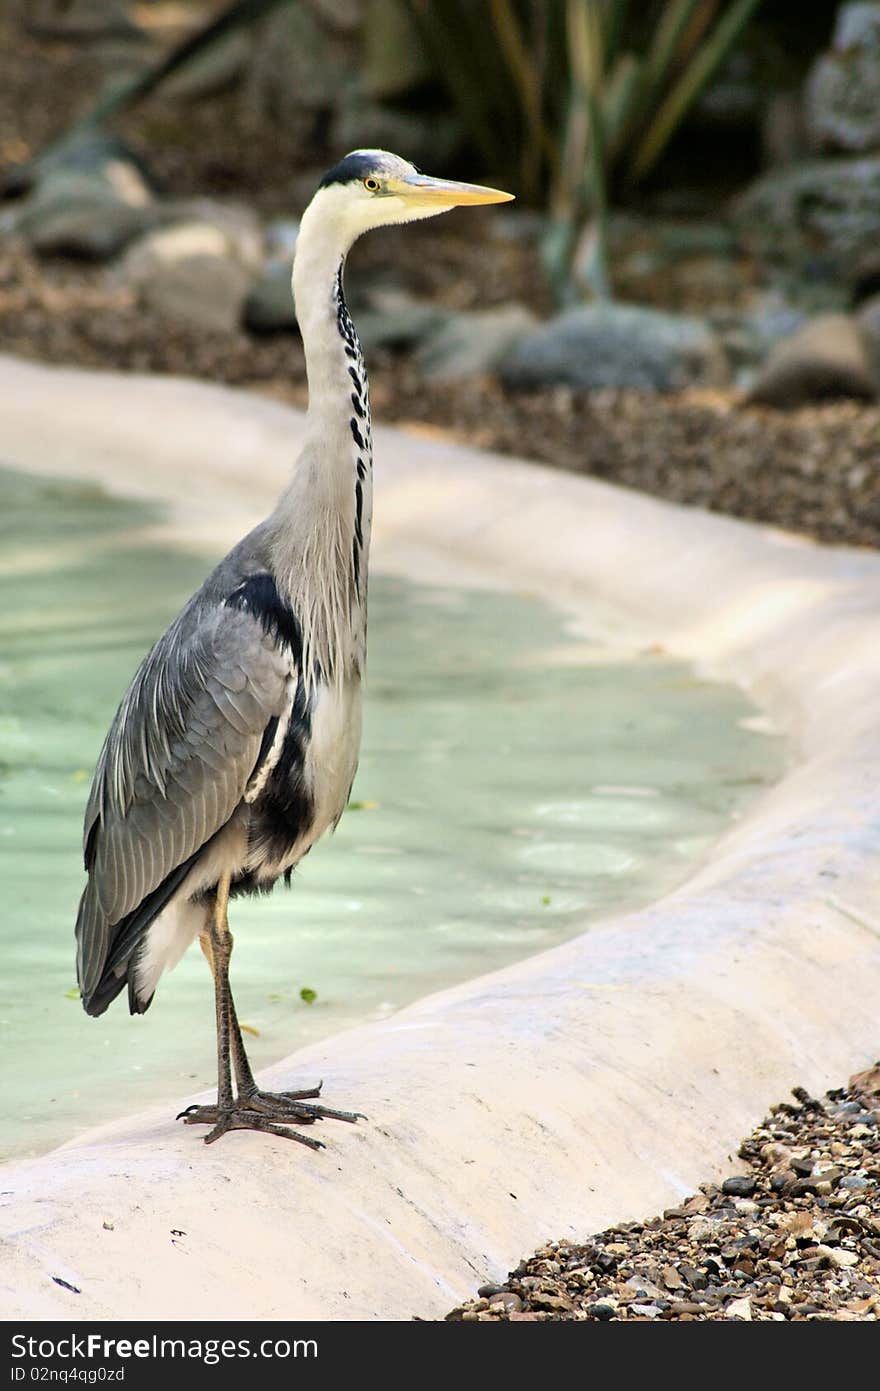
[{"xmin": 306, "ymin": 149, "xmax": 514, "ymax": 248}]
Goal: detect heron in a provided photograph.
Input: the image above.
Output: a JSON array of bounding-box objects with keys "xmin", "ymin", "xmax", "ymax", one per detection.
[{"xmin": 75, "ymin": 150, "xmax": 513, "ymax": 1147}]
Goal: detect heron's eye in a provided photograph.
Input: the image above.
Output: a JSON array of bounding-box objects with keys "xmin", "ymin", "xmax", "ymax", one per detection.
[{"xmin": 364, "ymin": 177, "xmax": 380, "ymax": 192}]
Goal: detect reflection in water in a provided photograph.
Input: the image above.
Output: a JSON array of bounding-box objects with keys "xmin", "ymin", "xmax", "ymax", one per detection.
[{"xmin": 0, "ymin": 468, "xmax": 785, "ymax": 1158}]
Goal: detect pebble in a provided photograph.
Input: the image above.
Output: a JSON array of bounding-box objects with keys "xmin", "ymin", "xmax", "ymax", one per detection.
[
  {"xmin": 726, "ymin": 1297, "xmax": 752, "ymax": 1321},
  {"xmin": 722, "ymin": 1176, "xmax": 757, "ymax": 1197},
  {"xmin": 587, "ymin": 1303, "xmax": 616, "ymax": 1320}
]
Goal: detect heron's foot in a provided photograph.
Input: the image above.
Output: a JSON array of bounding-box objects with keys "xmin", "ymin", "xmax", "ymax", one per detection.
[
  {"xmin": 177, "ymin": 1102, "xmax": 325, "ymax": 1149},
  {"xmin": 177, "ymin": 1083, "xmax": 362, "ymax": 1146}
]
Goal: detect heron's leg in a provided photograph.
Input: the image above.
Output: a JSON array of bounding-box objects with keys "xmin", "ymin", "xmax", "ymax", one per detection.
[
  {"xmin": 178, "ymin": 882, "xmax": 357, "ymax": 1145},
  {"xmin": 195, "ymin": 929, "xmax": 349, "ymax": 1116},
  {"xmin": 209, "ymin": 871, "xmax": 234, "ymax": 1114}
]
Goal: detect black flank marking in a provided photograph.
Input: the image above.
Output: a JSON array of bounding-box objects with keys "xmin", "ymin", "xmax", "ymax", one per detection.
[
  {"xmin": 351, "ymin": 393, "xmax": 364, "ymax": 418},
  {"xmin": 237, "ymin": 660, "xmax": 316, "ymax": 877},
  {"xmin": 348, "ymin": 366, "xmax": 361, "ymax": 390},
  {"xmin": 242, "ymin": 726, "xmax": 315, "ymax": 870},
  {"xmin": 350, "ymin": 418, "xmax": 364, "ymax": 449},
  {"xmin": 355, "ymin": 479, "xmax": 364, "ymax": 546},
  {"xmin": 225, "ymin": 573, "xmax": 302, "ymax": 659},
  {"xmin": 248, "ymin": 715, "xmax": 280, "ymax": 786},
  {"xmin": 356, "ymin": 458, "xmax": 366, "ymax": 480}
]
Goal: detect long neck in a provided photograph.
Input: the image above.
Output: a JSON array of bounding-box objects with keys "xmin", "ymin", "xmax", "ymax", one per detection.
[{"xmin": 271, "ymin": 203, "xmax": 373, "ymax": 690}]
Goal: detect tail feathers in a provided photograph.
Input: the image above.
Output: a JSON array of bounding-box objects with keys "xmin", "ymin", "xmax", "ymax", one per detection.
[
  {"xmin": 75, "ymin": 846, "xmax": 205, "ymax": 1017},
  {"xmin": 75, "ymin": 883, "xmax": 151, "ymax": 1018}
]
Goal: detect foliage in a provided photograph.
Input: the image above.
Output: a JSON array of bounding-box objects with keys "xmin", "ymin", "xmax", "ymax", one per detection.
[{"xmin": 405, "ymin": 0, "xmax": 764, "ymax": 302}]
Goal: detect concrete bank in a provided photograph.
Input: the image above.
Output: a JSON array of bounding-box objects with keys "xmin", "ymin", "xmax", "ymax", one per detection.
[{"xmin": 1, "ymin": 355, "xmax": 879, "ymax": 1320}]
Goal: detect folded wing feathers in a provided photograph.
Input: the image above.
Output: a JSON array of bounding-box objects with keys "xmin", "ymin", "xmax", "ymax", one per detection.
[{"xmin": 76, "ymin": 601, "xmax": 293, "ymax": 999}]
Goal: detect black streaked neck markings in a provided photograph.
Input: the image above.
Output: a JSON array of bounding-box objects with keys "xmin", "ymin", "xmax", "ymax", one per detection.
[{"xmin": 334, "ymin": 260, "xmax": 372, "ymax": 602}]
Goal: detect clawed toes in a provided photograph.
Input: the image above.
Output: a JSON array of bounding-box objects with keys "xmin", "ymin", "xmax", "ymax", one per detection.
[{"xmin": 177, "ymin": 1083, "xmax": 361, "ymax": 1144}]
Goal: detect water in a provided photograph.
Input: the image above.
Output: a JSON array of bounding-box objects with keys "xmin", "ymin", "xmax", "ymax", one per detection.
[{"xmin": 0, "ymin": 468, "xmax": 785, "ymax": 1160}]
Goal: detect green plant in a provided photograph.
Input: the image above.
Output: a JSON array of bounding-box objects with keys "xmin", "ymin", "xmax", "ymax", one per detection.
[{"xmin": 406, "ymin": 0, "xmax": 764, "ymax": 302}]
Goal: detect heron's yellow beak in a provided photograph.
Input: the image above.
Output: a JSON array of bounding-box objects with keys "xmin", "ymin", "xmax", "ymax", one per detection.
[{"xmin": 392, "ymin": 173, "xmax": 514, "ymax": 207}]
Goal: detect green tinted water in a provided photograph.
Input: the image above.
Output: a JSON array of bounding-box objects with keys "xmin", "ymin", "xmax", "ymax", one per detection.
[{"xmin": 0, "ymin": 468, "xmax": 785, "ymax": 1160}]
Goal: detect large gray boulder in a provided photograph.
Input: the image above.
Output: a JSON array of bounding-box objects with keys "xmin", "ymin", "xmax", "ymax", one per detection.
[
  {"xmin": 243, "ymin": 261, "xmax": 297, "ymax": 334},
  {"xmin": 734, "ymin": 157, "xmax": 880, "ymax": 288},
  {"xmin": 414, "ymin": 304, "xmax": 536, "ymax": 382},
  {"xmin": 747, "ymin": 313, "xmax": 879, "ymax": 407},
  {"xmin": 499, "ymin": 303, "xmax": 726, "ymax": 393},
  {"xmin": 121, "ymin": 222, "xmax": 253, "ymax": 335},
  {"xmin": 355, "ymin": 291, "xmax": 449, "ymax": 354},
  {"xmin": 25, "ymin": 200, "xmax": 160, "ymax": 261},
  {"xmin": 1, "ymin": 131, "xmax": 157, "ymax": 259},
  {"xmin": 857, "ymin": 292, "xmax": 880, "ymax": 373},
  {"xmin": 805, "ymin": 3, "xmax": 880, "ymax": 153}
]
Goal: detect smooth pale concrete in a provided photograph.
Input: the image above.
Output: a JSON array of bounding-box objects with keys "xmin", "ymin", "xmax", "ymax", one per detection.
[{"xmin": 1, "ymin": 354, "xmax": 879, "ymax": 1321}]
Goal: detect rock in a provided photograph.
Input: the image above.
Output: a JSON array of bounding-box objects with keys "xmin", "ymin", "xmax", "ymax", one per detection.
[
  {"xmin": 242, "ymin": 262, "xmax": 297, "ymax": 334},
  {"xmin": 747, "ymin": 314, "xmax": 879, "ymax": 407},
  {"xmin": 805, "ymin": 4, "xmax": 880, "ymax": 153},
  {"xmin": 528, "ymin": 1291, "xmax": 574, "ymax": 1313},
  {"xmin": 735, "ymin": 158, "xmax": 880, "ymax": 289},
  {"xmin": 414, "ymin": 304, "xmax": 536, "ymax": 382},
  {"xmin": 4, "ymin": 131, "xmax": 153, "ymax": 206},
  {"xmin": 823, "ymin": 1246, "xmax": 860, "ymax": 1269},
  {"xmin": 630, "ymin": 1302, "xmax": 662, "ymax": 1318},
  {"xmin": 725, "ymin": 1297, "xmax": 752, "ymax": 1321},
  {"xmin": 499, "ymin": 303, "xmax": 725, "ymax": 393},
  {"xmin": 734, "ymin": 1199, "xmax": 760, "ymax": 1216},
  {"xmin": 839, "ymin": 1174, "xmax": 871, "ymax": 1191},
  {"xmin": 716, "ymin": 294, "xmax": 809, "ymax": 385},
  {"xmin": 354, "ymin": 291, "xmax": 450, "ymax": 354},
  {"xmin": 587, "ymin": 1302, "xmax": 615, "ymax": 1320},
  {"xmin": 487, "ymin": 1291, "xmax": 521, "ymax": 1313},
  {"xmin": 264, "ymin": 219, "xmax": 300, "ymax": 260},
  {"xmin": 159, "ymin": 199, "xmax": 264, "ymax": 270},
  {"xmin": 850, "ymin": 1060, "xmax": 880, "ymax": 1106},
  {"xmin": 3, "ymin": 131, "xmax": 158, "ymax": 261},
  {"xmin": 28, "ymin": 201, "xmax": 161, "ymax": 261},
  {"xmin": 721, "ymin": 1176, "xmax": 757, "ymax": 1198},
  {"xmin": 661, "ymin": 1264, "xmax": 685, "ymax": 1290},
  {"xmin": 141, "ymin": 256, "xmax": 252, "ymax": 335},
  {"xmin": 123, "ymin": 221, "xmax": 231, "ymax": 276},
  {"xmin": 122, "ymin": 224, "xmax": 254, "ymax": 334}
]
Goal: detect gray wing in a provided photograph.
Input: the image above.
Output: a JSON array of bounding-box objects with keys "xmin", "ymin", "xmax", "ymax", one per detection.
[{"xmin": 76, "ymin": 598, "xmax": 293, "ymax": 1011}]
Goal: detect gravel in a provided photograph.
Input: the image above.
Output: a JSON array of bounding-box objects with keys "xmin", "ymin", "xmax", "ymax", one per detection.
[{"xmin": 445, "ymin": 1065, "xmax": 880, "ymax": 1322}]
